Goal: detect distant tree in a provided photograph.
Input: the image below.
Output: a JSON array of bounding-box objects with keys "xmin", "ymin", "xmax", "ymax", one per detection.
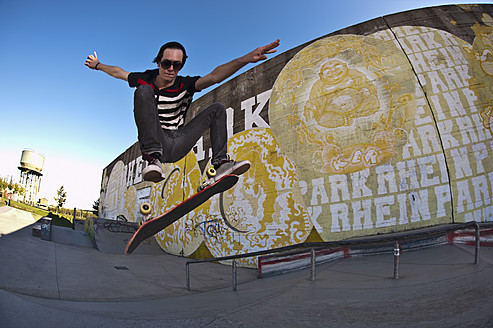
[
  {"xmin": 12, "ymin": 183, "xmax": 19, "ymax": 196},
  {"xmin": 8, "ymin": 177, "xmax": 14, "ymax": 191},
  {"xmin": 55, "ymin": 185, "xmax": 67, "ymax": 211},
  {"xmin": 17, "ymin": 184, "xmax": 26, "ymax": 197},
  {"xmin": 0, "ymin": 177, "xmax": 7, "ymax": 192},
  {"xmin": 0, "ymin": 177, "xmax": 5, "ymax": 198},
  {"xmin": 92, "ymin": 198, "xmax": 100, "ymax": 215}
]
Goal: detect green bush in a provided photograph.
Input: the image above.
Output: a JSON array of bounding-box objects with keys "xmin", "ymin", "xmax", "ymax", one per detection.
[{"xmin": 46, "ymin": 212, "xmax": 73, "ymax": 228}]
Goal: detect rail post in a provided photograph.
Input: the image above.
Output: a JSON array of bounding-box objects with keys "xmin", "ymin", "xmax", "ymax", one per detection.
[
  {"xmin": 186, "ymin": 262, "xmax": 191, "ymax": 291},
  {"xmin": 393, "ymin": 241, "xmax": 400, "ymax": 280},
  {"xmin": 474, "ymin": 222, "xmax": 480, "ymax": 264},
  {"xmin": 310, "ymin": 248, "xmax": 316, "ymax": 281},
  {"xmin": 232, "ymin": 260, "xmax": 237, "ymax": 291}
]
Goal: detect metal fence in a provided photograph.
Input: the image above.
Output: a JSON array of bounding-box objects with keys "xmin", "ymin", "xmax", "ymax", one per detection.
[{"xmin": 186, "ymin": 222, "xmax": 481, "ymax": 291}]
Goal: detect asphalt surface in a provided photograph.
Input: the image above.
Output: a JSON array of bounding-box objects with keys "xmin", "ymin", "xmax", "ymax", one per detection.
[{"xmin": 1, "ymin": 205, "xmax": 493, "ymax": 327}]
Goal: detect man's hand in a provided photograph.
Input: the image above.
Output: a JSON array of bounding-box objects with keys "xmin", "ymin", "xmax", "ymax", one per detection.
[
  {"xmin": 195, "ymin": 39, "xmax": 280, "ymax": 91},
  {"xmin": 83, "ymin": 51, "xmax": 129, "ymax": 80},
  {"xmin": 245, "ymin": 39, "xmax": 280, "ymax": 63},
  {"xmin": 85, "ymin": 51, "xmax": 100, "ymax": 69}
]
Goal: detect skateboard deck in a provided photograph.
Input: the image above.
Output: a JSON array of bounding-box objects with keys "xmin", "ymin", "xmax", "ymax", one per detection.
[{"xmin": 125, "ymin": 174, "xmax": 239, "ymax": 255}]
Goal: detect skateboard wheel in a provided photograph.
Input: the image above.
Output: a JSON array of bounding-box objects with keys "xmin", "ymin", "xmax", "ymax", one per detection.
[
  {"xmin": 207, "ymin": 167, "xmax": 216, "ymax": 178},
  {"xmin": 140, "ymin": 203, "xmax": 151, "ymax": 215}
]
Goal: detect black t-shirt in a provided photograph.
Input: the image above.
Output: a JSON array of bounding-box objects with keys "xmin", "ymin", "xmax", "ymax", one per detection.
[{"xmin": 128, "ymin": 69, "xmax": 200, "ymax": 130}]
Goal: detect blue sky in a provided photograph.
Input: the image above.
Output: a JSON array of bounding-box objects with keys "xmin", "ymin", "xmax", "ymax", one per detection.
[{"xmin": 0, "ymin": 0, "xmax": 491, "ymax": 209}]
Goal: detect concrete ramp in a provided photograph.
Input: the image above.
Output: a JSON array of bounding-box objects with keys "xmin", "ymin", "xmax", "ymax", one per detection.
[
  {"xmin": 51, "ymin": 226, "xmax": 93, "ymax": 248},
  {"xmin": 88, "ymin": 217, "xmax": 163, "ymax": 255},
  {"xmin": 0, "ymin": 206, "xmax": 38, "ymax": 235}
]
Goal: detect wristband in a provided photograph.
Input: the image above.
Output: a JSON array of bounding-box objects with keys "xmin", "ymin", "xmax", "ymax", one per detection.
[{"xmin": 95, "ymin": 62, "xmax": 101, "ymax": 70}]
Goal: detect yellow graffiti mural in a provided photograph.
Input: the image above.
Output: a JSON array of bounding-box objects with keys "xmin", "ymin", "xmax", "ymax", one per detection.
[
  {"xmin": 124, "ymin": 185, "xmax": 137, "ymax": 222},
  {"xmin": 269, "ymin": 24, "xmax": 493, "ymax": 242},
  {"xmin": 101, "ymin": 160, "xmax": 126, "ymax": 219},
  {"xmin": 100, "ymin": 6, "xmax": 493, "ymax": 264},
  {"xmin": 468, "ymin": 14, "xmax": 493, "ymax": 134},
  {"xmin": 305, "ymin": 59, "xmax": 380, "ymax": 128},
  {"xmin": 205, "ymin": 129, "xmax": 312, "ymax": 267},
  {"xmin": 270, "ymin": 35, "xmax": 415, "ymax": 176},
  {"xmin": 387, "ymin": 25, "xmax": 493, "ymax": 223},
  {"xmin": 152, "ymin": 152, "xmax": 206, "ymax": 256}
]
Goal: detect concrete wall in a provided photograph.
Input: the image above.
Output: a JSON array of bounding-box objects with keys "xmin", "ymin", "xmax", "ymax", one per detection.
[{"xmin": 99, "ymin": 4, "xmax": 493, "ymax": 267}]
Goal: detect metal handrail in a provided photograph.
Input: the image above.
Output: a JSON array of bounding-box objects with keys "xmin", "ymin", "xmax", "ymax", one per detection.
[{"xmin": 186, "ymin": 222, "xmax": 480, "ymax": 291}]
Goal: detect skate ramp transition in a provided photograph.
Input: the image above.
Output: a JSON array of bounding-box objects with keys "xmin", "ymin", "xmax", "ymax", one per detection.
[{"xmin": 84, "ymin": 217, "xmax": 163, "ymax": 255}]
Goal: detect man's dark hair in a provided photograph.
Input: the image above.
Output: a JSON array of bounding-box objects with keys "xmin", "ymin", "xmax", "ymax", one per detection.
[{"xmin": 153, "ymin": 42, "xmax": 188, "ymax": 65}]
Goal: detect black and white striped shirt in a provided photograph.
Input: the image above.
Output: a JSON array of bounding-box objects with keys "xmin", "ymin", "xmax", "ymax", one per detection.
[{"xmin": 128, "ymin": 70, "xmax": 200, "ymax": 130}]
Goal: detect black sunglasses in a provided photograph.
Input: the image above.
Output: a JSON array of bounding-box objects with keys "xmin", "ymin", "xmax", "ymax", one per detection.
[{"xmin": 160, "ymin": 59, "xmax": 183, "ymax": 70}]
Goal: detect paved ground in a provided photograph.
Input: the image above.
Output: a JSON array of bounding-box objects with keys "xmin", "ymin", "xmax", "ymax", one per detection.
[{"xmin": 1, "ymin": 205, "xmax": 493, "ymax": 327}]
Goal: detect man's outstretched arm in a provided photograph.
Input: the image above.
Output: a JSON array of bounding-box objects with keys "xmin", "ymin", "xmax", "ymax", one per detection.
[
  {"xmin": 85, "ymin": 51, "xmax": 130, "ymax": 81},
  {"xmin": 195, "ymin": 39, "xmax": 280, "ymax": 91}
]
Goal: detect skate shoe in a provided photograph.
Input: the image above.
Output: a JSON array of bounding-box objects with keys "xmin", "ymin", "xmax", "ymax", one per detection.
[
  {"xmin": 142, "ymin": 157, "xmax": 165, "ymax": 183},
  {"xmin": 213, "ymin": 156, "xmax": 251, "ymax": 181}
]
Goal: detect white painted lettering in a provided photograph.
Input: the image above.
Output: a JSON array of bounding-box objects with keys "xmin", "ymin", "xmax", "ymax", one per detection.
[
  {"xmin": 330, "ymin": 203, "xmax": 351, "ymax": 232},
  {"xmin": 418, "ymin": 155, "xmax": 440, "ymax": 187},
  {"xmin": 408, "ymin": 53, "xmax": 427, "ymax": 74},
  {"xmin": 310, "ymin": 177, "xmax": 329, "ymax": 205},
  {"xmin": 329, "ymin": 175, "xmax": 350, "ymax": 202},
  {"xmin": 427, "ymin": 71, "xmax": 449, "ymax": 93},
  {"xmin": 193, "ymin": 137, "xmax": 206, "ymax": 162},
  {"xmin": 472, "ymin": 175, "xmax": 490, "ymax": 208},
  {"xmin": 451, "ymin": 147, "xmax": 473, "ymax": 179},
  {"xmin": 397, "ymin": 193, "xmax": 408, "ymax": 224},
  {"xmin": 350, "ymin": 168, "xmax": 373, "ymax": 198},
  {"xmin": 441, "ymin": 68, "xmax": 464, "ymax": 90},
  {"xmin": 414, "ymin": 97, "xmax": 432, "ymax": 125},
  {"xmin": 473, "ymin": 142, "xmax": 488, "ymax": 174},
  {"xmin": 456, "ymin": 180, "xmax": 474, "ymax": 213},
  {"xmin": 226, "ymin": 107, "xmax": 234, "ymax": 139},
  {"xmin": 375, "ymin": 196, "xmax": 396, "ymax": 228},
  {"xmin": 437, "ymin": 119, "xmax": 460, "ymax": 149},
  {"xmin": 461, "ymin": 87, "xmax": 479, "ymax": 113},
  {"xmin": 402, "ymin": 130, "xmax": 423, "ymax": 159},
  {"xmin": 435, "ymin": 184, "xmax": 451, "ymax": 218},
  {"xmin": 423, "ymin": 49, "xmax": 445, "ymax": 71},
  {"xmin": 241, "ymin": 89, "xmax": 271, "ymax": 130},
  {"xmin": 396, "ymin": 159, "xmax": 419, "ymax": 191},
  {"xmin": 444, "ymin": 91, "xmax": 467, "ymax": 117},
  {"xmin": 352, "ymin": 199, "xmax": 373, "ymax": 230},
  {"xmin": 430, "ymin": 95, "xmax": 446, "ymax": 120},
  {"xmin": 134, "ymin": 156, "xmax": 143, "ymax": 184},
  {"xmin": 307, "ymin": 206, "xmax": 323, "ymax": 232},
  {"xmin": 406, "ymin": 34, "xmax": 429, "ymax": 53},
  {"xmin": 376, "ymin": 165, "xmax": 398, "ymax": 195},
  {"xmin": 417, "ymin": 124, "xmax": 441, "ymax": 154},
  {"xmin": 421, "ymin": 32, "xmax": 443, "ymax": 50},
  {"xmin": 456, "ymin": 115, "xmax": 479, "ymax": 145},
  {"xmin": 409, "ymin": 190, "xmax": 431, "ymax": 222}
]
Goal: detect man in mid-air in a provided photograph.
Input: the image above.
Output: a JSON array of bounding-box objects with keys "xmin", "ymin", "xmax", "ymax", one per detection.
[{"xmin": 85, "ymin": 39, "xmax": 280, "ymax": 182}]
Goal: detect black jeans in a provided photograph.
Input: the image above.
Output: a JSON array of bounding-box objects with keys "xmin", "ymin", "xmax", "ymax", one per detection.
[{"xmin": 133, "ymin": 85, "xmax": 227, "ymax": 165}]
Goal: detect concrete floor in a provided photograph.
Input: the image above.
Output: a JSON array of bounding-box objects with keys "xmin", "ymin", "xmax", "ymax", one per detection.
[{"xmin": 1, "ymin": 206, "xmax": 492, "ymax": 327}]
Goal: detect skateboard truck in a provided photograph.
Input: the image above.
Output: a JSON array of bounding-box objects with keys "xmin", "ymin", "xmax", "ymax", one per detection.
[
  {"xmin": 139, "ymin": 202, "xmax": 152, "ymax": 226},
  {"xmin": 198, "ymin": 166, "xmax": 218, "ymax": 192},
  {"xmin": 206, "ymin": 167, "xmax": 216, "ymax": 178}
]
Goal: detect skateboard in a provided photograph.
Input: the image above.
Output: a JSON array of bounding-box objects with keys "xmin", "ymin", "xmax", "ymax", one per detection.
[{"xmin": 125, "ymin": 174, "xmax": 239, "ymax": 255}]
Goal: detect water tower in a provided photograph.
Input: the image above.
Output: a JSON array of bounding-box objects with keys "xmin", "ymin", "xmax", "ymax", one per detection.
[{"xmin": 18, "ymin": 149, "xmax": 45, "ymax": 205}]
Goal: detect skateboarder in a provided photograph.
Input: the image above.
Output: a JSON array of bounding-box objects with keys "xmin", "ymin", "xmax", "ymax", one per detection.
[{"xmin": 85, "ymin": 39, "xmax": 280, "ymax": 183}]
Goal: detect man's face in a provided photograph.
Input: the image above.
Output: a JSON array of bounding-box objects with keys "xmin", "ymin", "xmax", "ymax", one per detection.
[{"xmin": 157, "ymin": 48, "xmax": 184, "ymax": 82}]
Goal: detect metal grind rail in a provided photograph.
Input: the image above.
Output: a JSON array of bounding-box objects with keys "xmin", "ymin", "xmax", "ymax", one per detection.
[{"xmin": 185, "ymin": 222, "xmax": 481, "ymax": 291}]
